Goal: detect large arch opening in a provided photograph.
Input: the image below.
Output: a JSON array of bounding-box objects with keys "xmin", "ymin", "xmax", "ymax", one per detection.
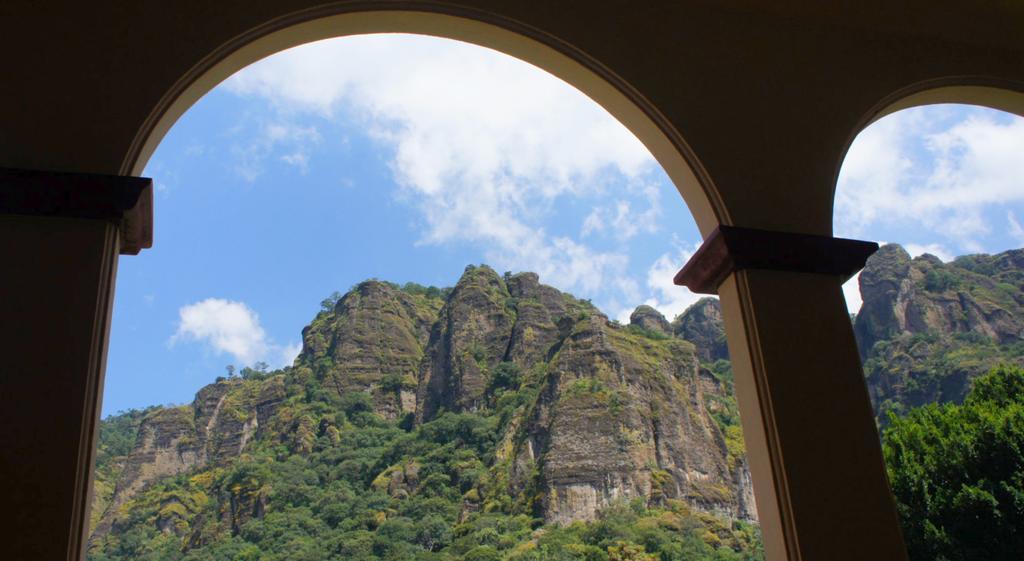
[{"xmin": 88, "ymin": 21, "xmax": 765, "ymax": 561}]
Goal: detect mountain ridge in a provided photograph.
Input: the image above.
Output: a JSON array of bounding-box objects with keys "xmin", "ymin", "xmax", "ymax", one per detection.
[
  {"xmin": 88, "ymin": 265, "xmax": 761, "ymax": 561},
  {"xmin": 90, "ymin": 244, "xmax": 1024, "ymax": 560},
  {"xmin": 855, "ymin": 244, "xmax": 1024, "ymax": 420}
]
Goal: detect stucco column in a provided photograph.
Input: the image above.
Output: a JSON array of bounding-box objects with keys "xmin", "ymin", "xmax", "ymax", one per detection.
[
  {"xmin": 677, "ymin": 227, "xmax": 907, "ymax": 561},
  {"xmin": 0, "ymin": 169, "xmax": 151, "ymax": 561}
]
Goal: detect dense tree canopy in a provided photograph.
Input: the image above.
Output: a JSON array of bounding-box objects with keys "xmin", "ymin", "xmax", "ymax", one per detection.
[{"xmin": 883, "ymin": 365, "xmax": 1024, "ymax": 561}]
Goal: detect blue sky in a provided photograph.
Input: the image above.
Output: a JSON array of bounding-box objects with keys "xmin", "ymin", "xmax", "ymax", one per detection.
[{"xmin": 103, "ymin": 34, "xmax": 1024, "ymax": 415}]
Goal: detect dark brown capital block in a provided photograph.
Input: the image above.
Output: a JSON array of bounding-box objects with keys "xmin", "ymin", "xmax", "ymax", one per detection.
[{"xmin": 675, "ymin": 226, "xmax": 879, "ymax": 294}]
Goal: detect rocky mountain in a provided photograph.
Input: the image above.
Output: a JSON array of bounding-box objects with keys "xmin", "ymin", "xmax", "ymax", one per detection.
[
  {"xmin": 88, "ymin": 266, "xmax": 761, "ymax": 561},
  {"xmin": 672, "ymin": 298, "xmax": 729, "ymax": 364},
  {"xmin": 95, "ymin": 245, "xmax": 1024, "ymax": 560},
  {"xmin": 90, "ymin": 377, "xmax": 287, "ymax": 539},
  {"xmin": 855, "ymin": 244, "xmax": 1024, "ymax": 421},
  {"xmin": 298, "ymin": 280, "xmax": 440, "ymax": 420}
]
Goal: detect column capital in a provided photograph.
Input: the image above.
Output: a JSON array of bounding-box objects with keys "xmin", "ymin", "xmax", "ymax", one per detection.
[
  {"xmin": 0, "ymin": 167, "xmax": 152, "ymax": 255},
  {"xmin": 675, "ymin": 225, "xmax": 878, "ymax": 295}
]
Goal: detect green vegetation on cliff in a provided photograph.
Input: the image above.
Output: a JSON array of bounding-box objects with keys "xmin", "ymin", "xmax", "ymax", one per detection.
[
  {"xmin": 89, "ymin": 267, "xmax": 760, "ymax": 561},
  {"xmin": 92, "ymin": 388, "xmax": 761, "ymax": 561},
  {"xmin": 91, "ymin": 408, "xmax": 155, "ymax": 532},
  {"xmin": 91, "ymin": 244, "xmax": 1024, "ymax": 561},
  {"xmin": 856, "ymin": 245, "xmax": 1024, "ymax": 424}
]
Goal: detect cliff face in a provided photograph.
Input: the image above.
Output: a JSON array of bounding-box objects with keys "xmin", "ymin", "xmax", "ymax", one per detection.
[
  {"xmin": 856, "ymin": 245, "xmax": 1024, "ymax": 351},
  {"xmin": 299, "ymin": 280, "xmax": 441, "ymax": 419},
  {"xmin": 505, "ymin": 271, "xmax": 578, "ymax": 367},
  {"xmin": 855, "ymin": 244, "xmax": 1024, "ymax": 419},
  {"xmin": 90, "ymin": 266, "xmax": 759, "ymax": 559},
  {"xmin": 673, "ymin": 298, "xmax": 729, "ymax": 363},
  {"xmin": 629, "ymin": 304, "xmax": 672, "ymax": 335},
  {"xmin": 514, "ymin": 314, "xmax": 754, "ymax": 523},
  {"xmin": 413, "ymin": 267, "xmax": 754, "ymax": 523},
  {"xmin": 90, "ymin": 377, "xmax": 284, "ymax": 542},
  {"xmin": 417, "ymin": 266, "xmax": 517, "ymax": 420}
]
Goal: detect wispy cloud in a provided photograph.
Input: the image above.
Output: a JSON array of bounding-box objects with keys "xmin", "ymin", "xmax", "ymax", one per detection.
[
  {"xmin": 231, "ymin": 122, "xmax": 321, "ymax": 182},
  {"xmin": 637, "ymin": 239, "xmax": 705, "ymax": 322},
  {"xmin": 904, "ymin": 243, "xmax": 953, "ymax": 262},
  {"xmin": 581, "ymin": 183, "xmax": 662, "ymax": 241},
  {"xmin": 837, "ymin": 107, "xmax": 1024, "ymax": 251},
  {"xmin": 1008, "ymin": 211, "xmax": 1024, "ymax": 246},
  {"xmin": 225, "ymin": 34, "xmax": 669, "ymax": 307}
]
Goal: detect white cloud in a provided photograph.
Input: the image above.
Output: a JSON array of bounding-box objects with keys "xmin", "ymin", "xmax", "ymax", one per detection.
[
  {"xmin": 640, "ymin": 241, "xmax": 706, "ymax": 321},
  {"xmin": 226, "ymin": 34, "xmax": 661, "ymax": 304},
  {"xmin": 231, "ymin": 122, "xmax": 321, "ymax": 182},
  {"xmin": 1008, "ymin": 211, "xmax": 1024, "ymax": 245},
  {"xmin": 580, "ymin": 184, "xmax": 661, "ymax": 241},
  {"xmin": 581, "ymin": 209, "xmax": 605, "ymax": 237},
  {"xmin": 836, "ymin": 107, "xmax": 1024, "ymax": 251},
  {"xmin": 280, "ymin": 342, "xmax": 303, "ymax": 367},
  {"xmin": 281, "ymin": 151, "xmax": 310, "ymax": 172},
  {"xmin": 904, "ymin": 243, "xmax": 953, "ymax": 262},
  {"xmin": 842, "ymin": 273, "xmax": 862, "ymax": 314},
  {"xmin": 170, "ymin": 298, "xmax": 293, "ymax": 368}
]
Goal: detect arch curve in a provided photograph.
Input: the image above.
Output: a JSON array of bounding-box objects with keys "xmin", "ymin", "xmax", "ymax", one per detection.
[
  {"xmin": 831, "ymin": 77, "xmax": 1024, "ymax": 228},
  {"xmin": 864, "ymin": 78, "xmax": 1024, "ymax": 128},
  {"xmin": 122, "ymin": 5, "xmax": 725, "ymax": 235}
]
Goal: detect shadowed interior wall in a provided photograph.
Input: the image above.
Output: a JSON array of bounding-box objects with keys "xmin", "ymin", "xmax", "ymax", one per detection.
[{"xmin": 1, "ymin": 2, "xmax": 1023, "ymax": 560}]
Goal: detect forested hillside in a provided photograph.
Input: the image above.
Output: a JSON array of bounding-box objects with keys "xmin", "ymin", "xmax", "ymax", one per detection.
[
  {"xmin": 90, "ymin": 245, "xmax": 1024, "ymax": 560},
  {"xmin": 88, "ymin": 267, "xmax": 761, "ymax": 561}
]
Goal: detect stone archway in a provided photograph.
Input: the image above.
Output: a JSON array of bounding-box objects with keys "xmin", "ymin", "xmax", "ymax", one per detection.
[
  {"xmin": 122, "ymin": 8, "xmax": 724, "ymax": 236},
  {"xmin": 6, "ymin": 4, "xmax": 1024, "ymax": 561}
]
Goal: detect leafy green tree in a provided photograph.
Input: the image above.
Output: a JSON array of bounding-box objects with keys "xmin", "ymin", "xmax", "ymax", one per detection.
[
  {"xmin": 488, "ymin": 362, "xmax": 521, "ymax": 393},
  {"xmin": 883, "ymin": 365, "xmax": 1024, "ymax": 561},
  {"xmin": 320, "ymin": 291, "xmax": 342, "ymax": 312}
]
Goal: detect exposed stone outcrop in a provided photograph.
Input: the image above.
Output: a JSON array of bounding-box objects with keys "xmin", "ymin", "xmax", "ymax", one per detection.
[
  {"xmin": 371, "ymin": 460, "xmax": 422, "ymax": 500},
  {"xmin": 673, "ymin": 298, "xmax": 729, "ymax": 363},
  {"xmin": 854, "ymin": 244, "xmax": 916, "ymax": 355},
  {"xmin": 91, "ymin": 406, "xmax": 202, "ymax": 540},
  {"xmin": 504, "ymin": 272, "xmax": 574, "ymax": 367},
  {"xmin": 512, "ymin": 315, "xmax": 756, "ymax": 524},
  {"xmin": 856, "ymin": 244, "xmax": 1024, "ymax": 355},
  {"xmin": 93, "ymin": 266, "xmax": 758, "ymax": 546},
  {"xmin": 90, "ymin": 376, "xmax": 284, "ymax": 543},
  {"xmin": 417, "ymin": 266, "xmax": 517, "ymax": 420},
  {"xmin": 629, "ymin": 305, "xmax": 671, "ymax": 335},
  {"xmin": 298, "ymin": 280, "xmax": 441, "ymax": 418},
  {"xmin": 855, "ymin": 244, "xmax": 1024, "ymax": 420}
]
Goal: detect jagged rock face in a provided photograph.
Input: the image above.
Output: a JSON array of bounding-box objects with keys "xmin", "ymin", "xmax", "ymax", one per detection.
[
  {"xmin": 673, "ymin": 298, "xmax": 728, "ymax": 363},
  {"xmin": 505, "ymin": 272, "xmax": 572, "ymax": 367},
  {"xmin": 629, "ymin": 305, "xmax": 671, "ymax": 335},
  {"xmin": 299, "ymin": 281, "xmax": 441, "ymax": 418},
  {"xmin": 206, "ymin": 378, "xmax": 285, "ymax": 462},
  {"xmin": 417, "ymin": 266, "xmax": 517, "ymax": 420},
  {"xmin": 93, "ymin": 266, "xmax": 758, "ymax": 549},
  {"xmin": 856, "ymin": 244, "xmax": 1024, "ymax": 355},
  {"xmin": 91, "ymin": 406, "xmax": 202, "ymax": 540},
  {"xmin": 855, "ymin": 244, "xmax": 1024, "ymax": 420},
  {"xmin": 514, "ymin": 315, "xmax": 755, "ymax": 524},
  {"xmin": 90, "ymin": 377, "xmax": 283, "ymax": 543},
  {"xmin": 855, "ymin": 244, "xmax": 916, "ymax": 355}
]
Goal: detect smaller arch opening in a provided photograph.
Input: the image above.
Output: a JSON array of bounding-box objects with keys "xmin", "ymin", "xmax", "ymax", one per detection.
[{"xmin": 836, "ymin": 100, "xmax": 1024, "ymax": 560}]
